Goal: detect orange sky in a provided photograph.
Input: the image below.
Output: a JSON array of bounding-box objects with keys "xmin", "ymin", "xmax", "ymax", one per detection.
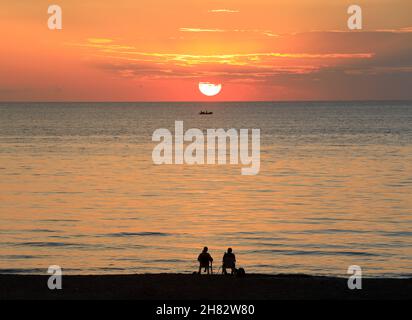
[{"xmin": 1, "ymin": 0, "xmax": 412, "ymax": 101}]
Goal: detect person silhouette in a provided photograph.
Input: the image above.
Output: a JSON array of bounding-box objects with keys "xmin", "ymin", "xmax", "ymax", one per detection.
[
  {"xmin": 198, "ymin": 247, "xmax": 213, "ymax": 274},
  {"xmin": 222, "ymin": 248, "xmax": 236, "ymax": 275}
]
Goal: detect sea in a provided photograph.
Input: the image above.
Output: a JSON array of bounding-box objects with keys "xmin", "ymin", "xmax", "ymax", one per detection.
[{"xmin": 0, "ymin": 101, "xmax": 411, "ymax": 277}]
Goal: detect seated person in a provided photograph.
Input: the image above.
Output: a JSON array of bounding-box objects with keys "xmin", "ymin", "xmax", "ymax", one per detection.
[
  {"xmin": 222, "ymin": 248, "xmax": 236, "ymax": 275},
  {"xmin": 198, "ymin": 246, "xmax": 213, "ymax": 274}
]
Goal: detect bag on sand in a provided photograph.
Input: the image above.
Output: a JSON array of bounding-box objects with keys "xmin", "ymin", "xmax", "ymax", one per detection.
[{"xmin": 236, "ymin": 268, "xmax": 246, "ymax": 277}]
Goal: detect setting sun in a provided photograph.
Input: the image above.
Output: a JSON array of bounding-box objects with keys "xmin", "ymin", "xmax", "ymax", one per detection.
[{"xmin": 199, "ymin": 82, "xmax": 222, "ymax": 97}]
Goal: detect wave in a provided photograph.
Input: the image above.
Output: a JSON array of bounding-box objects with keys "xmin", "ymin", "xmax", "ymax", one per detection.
[
  {"xmin": 249, "ymin": 249, "xmax": 379, "ymax": 257},
  {"xmin": 0, "ymin": 268, "xmax": 83, "ymax": 274},
  {"xmin": 1, "ymin": 255, "xmax": 43, "ymax": 260},
  {"xmin": 15, "ymin": 241, "xmax": 83, "ymax": 248},
  {"xmin": 105, "ymin": 232, "xmax": 171, "ymax": 237}
]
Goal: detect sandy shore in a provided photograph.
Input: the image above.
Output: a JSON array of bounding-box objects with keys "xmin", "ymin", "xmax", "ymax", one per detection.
[{"xmin": 1, "ymin": 274, "xmax": 411, "ymax": 300}]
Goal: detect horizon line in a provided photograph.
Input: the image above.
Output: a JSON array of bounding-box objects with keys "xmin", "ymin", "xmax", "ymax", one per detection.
[{"xmin": 1, "ymin": 99, "xmax": 412, "ymax": 104}]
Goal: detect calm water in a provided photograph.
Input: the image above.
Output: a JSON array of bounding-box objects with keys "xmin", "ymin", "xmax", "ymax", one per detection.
[{"xmin": 1, "ymin": 101, "xmax": 412, "ymax": 277}]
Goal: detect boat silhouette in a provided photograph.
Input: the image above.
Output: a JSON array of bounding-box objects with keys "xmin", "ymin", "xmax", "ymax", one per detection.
[{"xmin": 199, "ymin": 111, "xmax": 213, "ymax": 115}]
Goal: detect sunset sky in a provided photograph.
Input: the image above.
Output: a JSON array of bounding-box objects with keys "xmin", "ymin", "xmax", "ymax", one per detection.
[{"xmin": 1, "ymin": 0, "xmax": 412, "ymax": 101}]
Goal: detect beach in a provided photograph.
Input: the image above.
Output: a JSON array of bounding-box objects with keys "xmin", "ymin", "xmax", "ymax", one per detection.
[{"xmin": 1, "ymin": 274, "xmax": 411, "ymax": 300}]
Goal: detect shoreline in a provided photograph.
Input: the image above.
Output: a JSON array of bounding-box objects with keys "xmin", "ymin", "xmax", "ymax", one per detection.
[{"xmin": 1, "ymin": 273, "xmax": 411, "ymax": 300}]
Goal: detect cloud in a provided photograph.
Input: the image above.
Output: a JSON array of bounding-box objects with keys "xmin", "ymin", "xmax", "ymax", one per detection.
[
  {"xmin": 262, "ymin": 32, "xmax": 278, "ymax": 37},
  {"xmin": 84, "ymin": 48, "xmax": 374, "ymax": 85},
  {"xmin": 87, "ymin": 38, "xmax": 114, "ymax": 44},
  {"xmin": 92, "ymin": 59, "xmax": 319, "ymax": 82},
  {"xmin": 179, "ymin": 28, "xmax": 225, "ymax": 33},
  {"xmin": 95, "ymin": 50, "xmax": 374, "ymax": 62},
  {"xmin": 179, "ymin": 27, "xmax": 279, "ymax": 37},
  {"xmin": 178, "ymin": 27, "xmax": 412, "ymax": 40},
  {"xmin": 208, "ymin": 9, "xmax": 240, "ymax": 13},
  {"xmin": 67, "ymin": 29, "xmax": 412, "ymax": 99},
  {"xmin": 344, "ymin": 66, "xmax": 412, "ymax": 75}
]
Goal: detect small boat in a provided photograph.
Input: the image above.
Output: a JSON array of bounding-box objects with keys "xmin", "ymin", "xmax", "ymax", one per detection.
[{"xmin": 199, "ymin": 111, "xmax": 213, "ymax": 115}]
